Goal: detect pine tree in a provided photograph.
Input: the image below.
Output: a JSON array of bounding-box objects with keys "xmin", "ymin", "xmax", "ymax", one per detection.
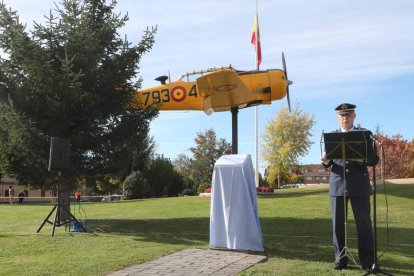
[{"xmin": 0, "ymin": 1, "xmax": 158, "ymax": 193}]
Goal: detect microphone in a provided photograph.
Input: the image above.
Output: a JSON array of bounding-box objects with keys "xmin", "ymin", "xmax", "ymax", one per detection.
[{"xmin": 371, "ymin": 135, "xmax": 382, "ymax": 145}]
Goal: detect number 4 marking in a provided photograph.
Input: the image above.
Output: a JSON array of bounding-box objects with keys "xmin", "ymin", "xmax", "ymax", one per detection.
[{"xmin": 189, "ymin": 85, "xmax": 197, "ymax": 97}]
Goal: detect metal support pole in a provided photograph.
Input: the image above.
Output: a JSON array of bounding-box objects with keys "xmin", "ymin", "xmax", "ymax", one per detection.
[{"xmin": 231, "ymin": 107, "xmax": 239, "ymax": 154}]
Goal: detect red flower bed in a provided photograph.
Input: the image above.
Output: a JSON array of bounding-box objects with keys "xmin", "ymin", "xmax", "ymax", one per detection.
[{"xmin": 256, "ymin": 186, "xmax": 274, "ymax": 193}]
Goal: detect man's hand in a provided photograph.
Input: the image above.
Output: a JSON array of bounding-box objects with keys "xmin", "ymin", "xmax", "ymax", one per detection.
[{"xmin": 321, "ymin": 152, "xmax": 330, "ymax": 165}]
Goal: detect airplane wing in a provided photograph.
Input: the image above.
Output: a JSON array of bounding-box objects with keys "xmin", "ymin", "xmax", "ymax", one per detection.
[{"xmin": 196, "ymin": 70, "xmax": 256, "ymax": 113}]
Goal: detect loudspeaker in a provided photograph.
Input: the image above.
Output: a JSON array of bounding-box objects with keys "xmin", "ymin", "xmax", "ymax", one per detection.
[{"xmin": 48, "ymin": 137, "xmax": 70, "ymax": 171}]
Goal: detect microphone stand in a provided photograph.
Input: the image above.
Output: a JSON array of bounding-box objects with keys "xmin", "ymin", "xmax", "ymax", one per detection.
[{"xmin": 364, "ymin": 139, "xmax": 392, "ymax": 275}]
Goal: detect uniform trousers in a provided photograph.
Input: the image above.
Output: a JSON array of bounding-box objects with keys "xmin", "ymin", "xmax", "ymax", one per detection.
[{"xmin": 330, "ymin": 196, "xmax": 374, "ymax": 267}]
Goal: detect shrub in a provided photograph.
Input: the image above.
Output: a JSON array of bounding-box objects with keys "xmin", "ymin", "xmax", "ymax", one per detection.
[
  {"xmin": 166, "ymin": 170, "xmax": 185, "ymax": 197},
  {"xmin": 144, "ymin": 155, "xmax": 185, "ymax": 197},
  {"xmin": 197, "ymin": 183, "xmax": 211, "ymax": 194},
  {"xmin": 181, "ymin": 188, "xmax": 196, "ymax": 196},
  {"xmin": 123, "ymin": 171, "xmax": 152, "ymax": 199}
]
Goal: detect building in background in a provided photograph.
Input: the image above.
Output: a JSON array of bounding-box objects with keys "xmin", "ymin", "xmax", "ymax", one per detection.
[
  {"xmin": 301, "ymin": 164, "xmax": 330, "ymax": 184},
  {"xmin": 0, "ymin": 176, "xmax": 53, "ymax": 204},
  {"xmin": 264, "ymin": 164, "xmax": 330, "ymax": 186}
]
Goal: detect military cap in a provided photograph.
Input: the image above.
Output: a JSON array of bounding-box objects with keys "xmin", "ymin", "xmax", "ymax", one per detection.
[{"xmin": 335, "ymin": 103, "xmax": 356, "ymax": 115}]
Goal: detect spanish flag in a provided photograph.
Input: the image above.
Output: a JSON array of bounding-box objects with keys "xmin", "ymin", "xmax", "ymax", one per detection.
[{"xmin": 251, "ymin": 13, "xmax": 262, "ymax": 69}]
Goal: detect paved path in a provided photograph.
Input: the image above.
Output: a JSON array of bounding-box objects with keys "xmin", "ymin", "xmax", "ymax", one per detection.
[{"xmin": 107, "ymin": 249, "xmax": 266, "ymax": 276}]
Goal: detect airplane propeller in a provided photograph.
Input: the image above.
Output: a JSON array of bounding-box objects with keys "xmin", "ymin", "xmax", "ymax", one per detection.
[{"xmin": 282, "ymin": 52, "xmax": 292, "ymax": 112}]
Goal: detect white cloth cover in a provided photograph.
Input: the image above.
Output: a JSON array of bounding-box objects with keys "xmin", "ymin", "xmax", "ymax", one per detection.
[{"xmin": 209, "ymin": 154, "xmax": 264, "ymax": 252}]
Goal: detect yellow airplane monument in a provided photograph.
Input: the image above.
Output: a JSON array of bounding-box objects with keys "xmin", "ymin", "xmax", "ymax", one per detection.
[{"xmin": 135, "ymin": 52, "xmax": 292, "ymax": 153}]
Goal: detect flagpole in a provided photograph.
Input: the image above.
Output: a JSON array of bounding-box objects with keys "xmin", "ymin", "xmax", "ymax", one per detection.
[
  {"xmin": 255, "ymin": 1, "xmax": 259, "ymax": 70},
  {"xmin": 254, "ymin": 0, "xmax": 260, "ymax": 188},
  {"xmin": 255, "ymin": 107, "xmax": 259, "ymax": 187}
]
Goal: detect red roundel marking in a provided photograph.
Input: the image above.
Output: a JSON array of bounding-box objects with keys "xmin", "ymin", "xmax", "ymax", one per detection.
[{"xmin": 171, "ymin": 86, "xmax": 187, "ymax": 102}]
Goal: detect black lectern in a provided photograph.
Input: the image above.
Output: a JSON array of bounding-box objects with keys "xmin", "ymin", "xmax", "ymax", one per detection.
[
  {"xmin": 323, "ymin": 130, "xmax": 372, "ymax": 161},
  {"xmin": 322, "ymin": 130, "xmax": 371, "ymax": 267},
  {"xmin": 322, "ymin": 131, "xmax": 391, "ymax": 275}
]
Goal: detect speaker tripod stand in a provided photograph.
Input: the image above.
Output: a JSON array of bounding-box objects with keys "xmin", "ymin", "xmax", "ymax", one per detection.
[{"xmin": 37, "ymin": 172, "xmax": 87, "ymax": 236}]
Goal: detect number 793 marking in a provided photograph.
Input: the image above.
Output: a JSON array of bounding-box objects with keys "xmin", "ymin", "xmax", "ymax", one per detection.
[{"xmin": 142, "ymin": 85, "xmax": 197, "ymax": 105}]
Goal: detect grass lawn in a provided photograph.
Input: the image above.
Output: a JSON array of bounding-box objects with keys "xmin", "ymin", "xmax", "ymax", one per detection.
[{"xmin": 0, "ymin": 183, "xmax": 413, "ymax": 275}]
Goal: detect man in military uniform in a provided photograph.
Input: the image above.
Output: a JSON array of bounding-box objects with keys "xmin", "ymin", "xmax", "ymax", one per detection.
[{"xmin": 322, "ymin": 103, "xmax": 379, "ymax": 271}]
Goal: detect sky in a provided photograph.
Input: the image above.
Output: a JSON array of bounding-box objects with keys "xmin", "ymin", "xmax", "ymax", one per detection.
[{"xmin": 3, "ymin": 0, "xmax": 414, "ymax": 174}]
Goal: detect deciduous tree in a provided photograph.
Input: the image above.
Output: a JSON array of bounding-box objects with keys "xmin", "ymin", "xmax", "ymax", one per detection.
[
  {"xmin": 174, "ymin": 129, "xmax": 231, "ymax": 193},
  {"xmin": 190, "ymin": 129, "xmax": 232, "ymax": 188},
  {"xmin": 374, "ymin": 133, "xmax": 414, "ymax": 179},
  {"xmin": 262, "ymin": 104, "xmax": 315, "ymax": 187}
]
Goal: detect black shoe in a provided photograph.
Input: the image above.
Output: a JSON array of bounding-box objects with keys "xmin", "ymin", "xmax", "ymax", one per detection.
[{"xmin": 334, "ymin": 263, "xmax": 348, "ymax": 270}]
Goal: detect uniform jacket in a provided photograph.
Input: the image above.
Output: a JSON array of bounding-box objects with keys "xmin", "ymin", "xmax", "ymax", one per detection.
[{"xmin": 323, "ymin": 128, "xmax": 379, "ymax": 197}]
